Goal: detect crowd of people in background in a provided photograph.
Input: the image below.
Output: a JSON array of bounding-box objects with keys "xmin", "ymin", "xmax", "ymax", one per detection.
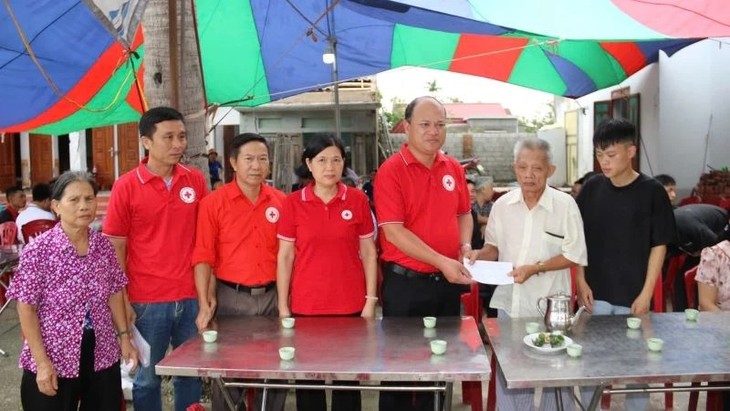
[{"xmin": 1, "ymin": 98, "xmax": 729, "ymax": 411}]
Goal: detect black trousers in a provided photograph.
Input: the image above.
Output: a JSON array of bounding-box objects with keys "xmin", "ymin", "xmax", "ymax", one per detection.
[
  {"xmin": 293, "ymin": 312, "xmax": 362, "ymax": 411},
  {"xmin": 378, "ymin": 266, "xmax": 466, "ymax": 411},
  {"xmin": 21, "ymin": 328, "xmax": 122, "ymax": 411}
]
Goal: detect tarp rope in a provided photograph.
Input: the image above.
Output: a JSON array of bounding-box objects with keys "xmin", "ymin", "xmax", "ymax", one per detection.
[{"xmin": 2, "ymin": 0, "xmax": 138, "ymax": 113}]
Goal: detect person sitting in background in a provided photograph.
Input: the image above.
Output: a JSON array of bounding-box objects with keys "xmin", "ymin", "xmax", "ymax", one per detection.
[
  {"xmin": 654, "ymin": 174, "xmax": 677, "ymax": 206},
  {"xmin": 7, "ymin": 171, "xmax": 137, "ymax": 411},
  {"xmin": 669, "ymin": 204, "xmax": 728, "ymax": 310},
  {"xmin": 16, "ymin": 183, "xmax": 56, "ymax": 244},
  {"xmin": 696, "ymin": 220, "xmax": 730, "ymax": 312},
  {"xmin": 570, "ymin": 171, "xmax": 597, "ymax": 198},
  {"xmin": 0, "ymin": 186, "xmax": 27, "ymax": 224},
  {"xmin": 208, "ymin": 149, "xmax": 224, "ymax": 186},
  {"xmin": 472, "ymin": 180, "xmax": 494, "ymax": 235}
]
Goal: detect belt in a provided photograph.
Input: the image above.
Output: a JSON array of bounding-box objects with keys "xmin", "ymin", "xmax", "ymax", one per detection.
[
  {"xmin": 382, "ymin": 262, "xmax": 444, "ymax": 281},
  {"xmin": 218, "ymin": 279, "xmax": 276, "ymax": 295}
]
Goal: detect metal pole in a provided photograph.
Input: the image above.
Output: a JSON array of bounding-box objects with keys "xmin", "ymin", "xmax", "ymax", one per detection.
[{"xmin": 331, "ymin": 38, "xmax": 341, "ymax": 140}]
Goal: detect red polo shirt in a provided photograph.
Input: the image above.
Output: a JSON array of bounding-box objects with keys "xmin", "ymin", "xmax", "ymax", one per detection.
[
  {"xmin": 277, "ymin": 182, "xmax": 374, "ymax": 315},
  {"xmin": 103, "ymin": 158, "xmax": 207, "ymax": 303},
  {"xmin": 193, "ymin": 182, "xmax": 286, "ymax": 285},
  {"xmin": 375, "ymin": 144, "xmax": 470, "ymax": 273}
]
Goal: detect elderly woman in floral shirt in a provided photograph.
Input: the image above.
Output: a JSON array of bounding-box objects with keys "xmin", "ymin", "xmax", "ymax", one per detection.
[
  {"xmin": 7, "ymin": 171, "xmax": 137, "ymax": 411},
  {"xmin": 696, "ymin": 223, "xmax": 730, "ymax": 312}
]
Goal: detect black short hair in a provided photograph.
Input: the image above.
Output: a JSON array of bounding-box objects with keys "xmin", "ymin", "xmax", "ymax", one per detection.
[
  {"xmin": 31, "ymin": 183, "xmax": 52, "ymax": 202},
  {"xmin": 3, "ymin": 186, "xmax": 22, "ymax": 198},
  {"xmin": 297, "ymin": 135, "xmax": 346, "ymax": 179},
  {"xmin": 230, "ymin": 133, "xmax": 269, "ymax": 159},
  {"xmin": 51, "ymin": 171, "xmax": 98, "ymax": 201},
  {"xmin": 593, "ymin": 118, "xmax": 636, "ymax": 150},
  {"xmin": 654, "ymin": 174, "xmax": 676, "ymax": 187},
  {"xmin": 574, "ymin": 171, "xmax": 598, "ymax": 185},
  {"xmin": 139, "ymin": 107, "xmax": 185, "ymax": 138},
  {"xmin": 404, "ymin": 96, "xmax": 445, "ymax": 121},
  {"xmin": 466, "ymin": 178, "xmax": 476, "ymax": 186}
]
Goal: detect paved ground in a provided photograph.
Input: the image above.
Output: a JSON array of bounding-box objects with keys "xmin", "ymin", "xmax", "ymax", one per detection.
[{"xmin": 0, "ymin": 303, "xmax": 707, "ymax": 410}]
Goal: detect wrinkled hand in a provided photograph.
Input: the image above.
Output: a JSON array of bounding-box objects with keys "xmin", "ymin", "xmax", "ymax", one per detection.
[
  {"xmin": 438, "ymin": 258, "xmax": 472, "ymax": 285},
  {"xmin": 361, "ymin": 300, "xmax": 377, "ymax": 319},
  {"xmin": 465, "ymin": 249, "xmax": 481, "ymax": 265},
  {"xmin": 631, "ymin": 294, "xmax": 651, "ymax": 316},
  {"xmin": 195, "ymin": 300, "xmax": 216, "ymax": 332},
  {"xmin": 120, "ymin": 338, "xmax": 139, "ymax": 373},
  {"xmin": 35, "ymin": 360, "xmax": 58, "ymax": 396},
  {"xmin": 576, "ymin": 281, "xmax": 594, "ymax": 314},
  {"xmin": 509, "ymin": 264, "xmax": 537, "ymax": 284}
]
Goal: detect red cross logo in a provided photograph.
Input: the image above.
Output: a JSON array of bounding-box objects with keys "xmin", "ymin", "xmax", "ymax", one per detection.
[
  {"xmin": 341, "ymin": 210, "xmax": 353, "ymax": 220},
  {"xmin": 442, "ymin": 175, "xmax": 455, "ymax": 192},
  {"xmin": 179, "ymin": 187, "xmax": 196, "ymax": 203},
  {"xmin": 265, "ymin": 207, "xmax": 280, "ymax": 223}
]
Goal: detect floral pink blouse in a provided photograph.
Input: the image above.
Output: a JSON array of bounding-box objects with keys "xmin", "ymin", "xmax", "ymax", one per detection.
[
  {"xmin": 6, "ymin": 225, "xmax": 127, "ymax": 378},
  {"xmin": 695, "ymin": 240, "xmax": 730, "ymax": 311}
]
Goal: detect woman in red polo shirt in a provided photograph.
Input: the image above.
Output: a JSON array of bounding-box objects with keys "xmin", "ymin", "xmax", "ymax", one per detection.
[{"xmin": 277, "ymin": 135, "xmax": 377, "ymax": 411}]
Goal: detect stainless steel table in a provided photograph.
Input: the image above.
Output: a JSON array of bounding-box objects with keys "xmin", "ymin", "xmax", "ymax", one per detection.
[
  {"xmin": 157, "ymin": 316, "xmax": 490, "ymax": 411},
  {"xmin": 485, "ymin": 312, "xmax": 730, "ymax": 410},
  {"xmin": 0, "ymin": 245, "xmax": 20, "ymax": 357}
]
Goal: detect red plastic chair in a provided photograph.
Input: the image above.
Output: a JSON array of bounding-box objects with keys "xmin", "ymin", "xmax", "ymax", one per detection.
[
  {"xmin": 460, "ymin": 282, "xmax": 483, "ymax": 411},
  {"xmin": 0, "ymin": 222, "xmax": 17, "ymax": 246},
  {"xmin": 662, "ymin": 254, "xmax": 686, "ymax": 312},
  {"xmin": 679, "ymin": 195, "xmax": 703, "ymax": 206},
  {"xmin": 21, "ymin": 219, "xmax": 56, "ymax": 243},
  {"xmin": 685, "ymin": 266, "xmax": 698, "ymax": 309}
]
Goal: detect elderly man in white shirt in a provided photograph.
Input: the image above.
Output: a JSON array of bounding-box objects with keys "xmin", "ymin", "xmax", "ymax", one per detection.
[
  {"xmin": 468, "ymin": 137, "xmax": 587, "ymax": 410},
  {"xmin": 16, "ymin": 183, "xmax": 55, "ymax": 243}
]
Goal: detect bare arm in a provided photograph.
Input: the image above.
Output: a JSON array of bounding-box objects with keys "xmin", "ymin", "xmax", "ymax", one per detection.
[
  {"xmin": 17, "ymin": 302, "xmax": 57, "ymax": 396},
  {"xmin": 575, "ymin": 265, "xmax": 594, "ymax": 313},
  {"xmin": 109, "ymin": 291, "xmax": 138, "ymax": 370},
  {"xmin": 631, "ymin": 244, "xmax": 666, "ymax": 315},
  {"xmin": 477, "ymin": 215, "xmax": 488, "ymax": 225},
  {"xmin": 109, "ymin": 237, "xmax": 135, "ymax": 328},
  {"xmin": 698, "ymin": 283, "xmax": 721, "ymax": 312},
  {"xmin": 509, "ymin": 254, "xmax": 575, "ymax": 284},
  {"xmin": 359, "ymin": 237, "xmax": 378, "ymax": 318},
  {"xmin": 193, "ymin": 263, "xmax": 216, "ymax": 331},
  {"xmin": 381, "ymin": 224, "xmax": 471, "ymax": 284},
  {"xmin": 276, "ymin": 240, "xmax": 296, "ymax": 318}
]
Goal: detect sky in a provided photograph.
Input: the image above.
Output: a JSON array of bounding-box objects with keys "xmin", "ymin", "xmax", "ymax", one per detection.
[{"xmin": 375, "ymin": 66, "xmax": 556, "ymax": 120}]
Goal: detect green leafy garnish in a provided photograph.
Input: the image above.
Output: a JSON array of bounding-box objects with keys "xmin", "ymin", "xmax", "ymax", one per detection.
[{"xmin": 532, "ymin": 332, "xmax": 565, "ymax": 347}]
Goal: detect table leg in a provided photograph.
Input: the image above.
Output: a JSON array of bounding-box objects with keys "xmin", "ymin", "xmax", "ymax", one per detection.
[
  {"xmin": 434, "ymin": 384, "xmax": 441, "ymax": 411},
  {"xmin": 261, "ymin": 379, "xmax": 269, "ymax": 410},
  {"xmin": 215, "ymin": 378, "xmax": 238, "ymax": 411},
  {"xmin": 444, "ymin": 382, "xmax": 453, "ymax": 411},
  {"xmin": 555, "ymin": 387, "xmax": 564, "ymax": 411},
  {"xmin": 586, "ymin": 385, "xmax": 605, "ymax": 411}
]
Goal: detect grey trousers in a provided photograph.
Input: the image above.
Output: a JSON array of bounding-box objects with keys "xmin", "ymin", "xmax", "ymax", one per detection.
[{"xmin": 211, "ymin": 282, "xmax": 287, "ymax": 411}]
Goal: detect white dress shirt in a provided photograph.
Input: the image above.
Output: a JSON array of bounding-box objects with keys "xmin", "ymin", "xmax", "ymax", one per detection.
[
  {"xmin": 16, "ymin": 203, "xmax": 56, "ymax": 243},
  {"xmin": 486, "ymin": 186, "xmax": 587, "ymax": 318}
]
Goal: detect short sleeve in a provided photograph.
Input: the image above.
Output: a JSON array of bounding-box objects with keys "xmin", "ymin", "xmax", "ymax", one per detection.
[
  {"xmin": 374, "ymin": 162, "xmax": 404, "ymax": 225},
  {"xmin": 192, "ymin": 195, "xmax": 219, "ymax": 266},
  {"xmin": 277, "ymin": 194, "xmax": 297, "ymax": 242},
  {"xmin": 5, "ymin": 244, "xmax": 45, "ymax": 305},
  {"xmin": 454, "ymin": 164, "xmax": 471, "ymax": 216},
  {"xmin": 102, "ymin": 178, "xmax": 131, "ymax": 238},
  {"xmin": 357, "ymin": 194, "xmax": 375, "ymax": 238},
  {"xmin": 649, "ymin": 183, "xmax": 676, "ymax": 247},
  {"xmin": 98, "ymin": 236, "xmax": 127, "ymax": 295},
  {"xmin": 695, "ymin": 245, "xmax": 723, "ymax": 286},
  {"xmin": 484, "ymin": 201, "xmax": 501, "ymax": 247},
  {"xmin": 561, "ymin": 199, "xmax": 588, "ymax": 266}
]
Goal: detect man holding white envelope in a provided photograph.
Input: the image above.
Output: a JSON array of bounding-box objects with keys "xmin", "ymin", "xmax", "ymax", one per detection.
[{"xmin": 467, "ymin": 137, "xmax": 587, "ymax": 410}]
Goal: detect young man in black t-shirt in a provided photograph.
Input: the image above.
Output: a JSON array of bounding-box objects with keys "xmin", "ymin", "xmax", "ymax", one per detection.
[
  {"xmin": 576, "ymin": 119, "xmax": 675, "ymax": 314},
  {"xmin": 576, "ymin": 118, "xmax": 675, "ymax": 410}
]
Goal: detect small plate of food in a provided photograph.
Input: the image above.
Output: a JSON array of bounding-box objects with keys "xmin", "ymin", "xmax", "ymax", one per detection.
[{"xmin": 523, "ymin": 332, "xmax": 573, "ymax": 354}]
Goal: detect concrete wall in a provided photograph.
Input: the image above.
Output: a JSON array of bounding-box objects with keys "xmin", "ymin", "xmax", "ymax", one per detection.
[
  {"xmin": 239, "ymin": 109, "xmax": 376, "ymax": 134},
  {"xmin": 389, "ymin": 132, "xmax": 536, "ymax": 183}
]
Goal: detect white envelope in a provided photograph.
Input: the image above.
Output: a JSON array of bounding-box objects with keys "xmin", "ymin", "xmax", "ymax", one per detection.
[
  {"xmin": 464, "ymin": 259, "xmax": 514, "ymax": 285},
  {"xmin": 131, "ymin": 324, "xmax": 151, "ymax": 368}
]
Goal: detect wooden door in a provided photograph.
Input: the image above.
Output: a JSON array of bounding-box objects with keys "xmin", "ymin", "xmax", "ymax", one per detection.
[
  {"xmin": 117, "ymin": 122, "xmax": 140, "ymax": 176},
  {"xmin": 91, "ymin": 126, "xmax": 115, "ymax": 190},
  {"xmin": 29, "ymin": 134, "xmax": 54, "ymax": 185},
  {"xmin": 0, "ymin": 134, "xmax": 17, "ymax": 188}
]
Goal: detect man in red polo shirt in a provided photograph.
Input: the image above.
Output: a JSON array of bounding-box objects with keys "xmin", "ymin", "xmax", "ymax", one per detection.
[
  {"xmin": 375, "ymin": 96, "xmax": 473, "ymax": 411},
  {"xmin": 193, "ymin": 133, "xmax": 286, "ymax": 411},
  {"xmin": 104, "ymin": 107, "xmax": 207, "ymax": 411}
]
